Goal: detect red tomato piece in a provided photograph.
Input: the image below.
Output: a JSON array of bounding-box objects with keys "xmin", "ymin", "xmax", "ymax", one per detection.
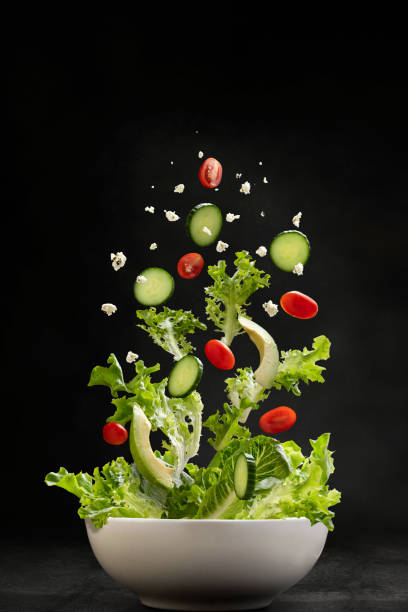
[
  {"xmin": 259, "ymin": 407, "xmax": 297, "ymax": 434},
  {"xmin": 280, "ymin": 291, "xmax": 318, "ymax": 320},
  {"xmin": 198, "ymin": 157, "xmax": 223, "ymax": 188},
  {"xmin": 177, "ymin": 253, "xmax": 204, "ymax": 279},
  {"xmin": 204, "ymin": 339, "xmax": 235, "ymax": 370},
  {"xmin": 103, "ymin": 422, "xmax": 128, "ymax": 445}
]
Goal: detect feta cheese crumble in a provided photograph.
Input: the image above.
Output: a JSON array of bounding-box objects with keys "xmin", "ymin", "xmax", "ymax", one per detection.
[
  {"xmin": 260, "ymin": 211, "xmax": 265, "ymax": 217},
  {"xmin": 136, "ymin": 275, "xmax": 148, "ymax": 284},
  {"xmin": 263, "ymin": 300, "xmax": 279, "ymax": 317},
  {"xmin": 235, "ymin": 173, "xmax": 242, "ymax": 179},
  {"xmin": 174, "ymin": 184, "xmax": 185, "ymax": 193},
  {"xmin": 198, "ymin": 151, "xmax": 204, "ymax": 158},
  {"xmin": 110, "ymin": 251, "xmax": 127, "ymax": 271},
  {"xmin": 293, "ymin": 262, "xmax": 304, "ymax": 276},
  {"xmin": 216, "ymin": 240, "xmax": 229, "ymax": 253},
  {"xmin": 226, "ymin": 212, "xmax": 240, "ymax": 222},
  {"xmin": 240, "ymin": 181, "xmax": 251, "ymax": 195},
  {"xmin": 149, "ymin": 242, "xmax": 158, "ymax": 250},
  {"xmin": 101, "ymin": 303, "xmax": 117, "ymax": 316},
  {"xmin": 126, "ymin": 351, "xmax": 139, "ymax": 363},
  {"xmin": 145, "ymin": 206, "xmax": 155, "ymax": 213},
  {"xmin": 151, "ymin": 185, "xmax": 155, "ymax": 189},
  {"xmin": 164, "ymin": 210, "xmax": 180, "ymax": 222},
  {"xmin": 256, "ymin": 246, "xmax": 267, "ymax": 257},
  {"xmin": 263, "ymin": 177, "xmax": 268, "ymax": 184},
  {"xmin": 202, "ymin": 226, "xmax": 212, "ymax": 235},
  {"xmin": 170, "ymin": 161, "xmax": 174, "ymax": 165},
  {"xmin": 292, "ymin": 211, "xmax": 302, "ymax": 227},
  {"xmin": 259, "ymin": 161, "xmax": 263, "ymax": 166}
]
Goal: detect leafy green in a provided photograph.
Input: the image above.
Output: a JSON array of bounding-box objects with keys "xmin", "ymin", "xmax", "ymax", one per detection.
[
  {"xmin": 195, "ymin": 436, "xmax": 291, "ymax": 519},
  {"xmin": 204, "ymin": 368, "xmax": 269, "ymax": 452},
  {"xmin": 272, "ymin": 335, "xmax": 331, "ymax": 396},
  {"xmin": 205, "ymin": 251, "xmax": 270, "ymax": 346},
  {"xmin": 241, "ymin": 433, "xmax": 341, "ymax": 530},
  {"xmin": 165, "ymin": 463, "xmax": 222, "ymax": 519},
  {"xmin": 136, "ymin": 307, "xmax": 206, "ymax": 361},
  {"xmin": 88, "ymin": 355, "xmax": 203, "ymax": 481},
  {"xmin": 45, "ymin": 458, "xmax": 164, "ymax": 528}
]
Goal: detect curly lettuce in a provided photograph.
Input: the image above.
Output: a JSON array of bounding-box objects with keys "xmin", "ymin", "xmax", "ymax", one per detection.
[
  {"xmin": 240, "ymin": 433, "xmax": 341, "ymax": 530},
  {"xmin": 45, "ymin": 458, "xmax": 164, "ymax": 528},
  {"xmin": 272, "ymin": 335, "xmax": 331, "ymax": 396},
  {"xmin": 205, "ymin": 251, "xmax": 270, "ymax": 346},
  {"xmin": 204, "ymin": 368, "xmax": 269, "ymax": 452},
  {"xmin": 88, "ymin": 354, "xmax": 203, "ymax": 481},
  {"xmin": 136, "ymin": 307, "xmax": 206, "ymax": 361}
]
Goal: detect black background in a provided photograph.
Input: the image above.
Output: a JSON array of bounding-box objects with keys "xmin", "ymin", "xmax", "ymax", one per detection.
[{"xmin": 5, "ymin": 23, "xmax": 408, "ymax": 545}]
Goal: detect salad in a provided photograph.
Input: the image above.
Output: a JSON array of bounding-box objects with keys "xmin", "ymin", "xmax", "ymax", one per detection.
[{"xmin": 45, "ymin": 156, "xmax": 341, "ymax": 530}]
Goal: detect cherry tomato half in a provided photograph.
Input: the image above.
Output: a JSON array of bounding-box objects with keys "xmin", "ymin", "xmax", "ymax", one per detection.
[
  {"xmin": 177, "ymin": 253, "xmax": 204, "ymax": 279},
  {"xmin": 103, "ymin": 422, "xmax": 128, "ymax": 445},
  {"xmin": 204, "ymin": 339, "xmax": 235, "ymax": 370},
  {"xmin": 198, "ymin": 157, "xmax": 223, "ymax": 189},
  {"xmin": 259, "ymin": 407, "xmax": 297, "ymax": 434},
  {"xmin": 280, "ymin": 291, "xmax": 318, "ymax": 320}
]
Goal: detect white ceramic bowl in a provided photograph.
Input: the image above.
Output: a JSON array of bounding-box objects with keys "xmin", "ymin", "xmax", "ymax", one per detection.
[{"xmin": 86, "ymin": 517, "xmax": 327, "ymax": 611}]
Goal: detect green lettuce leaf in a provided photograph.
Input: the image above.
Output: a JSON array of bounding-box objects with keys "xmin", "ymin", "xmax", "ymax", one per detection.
[
  {"xmin": 242, "ymin": 433, "xmax": 341, "ymax": 530},
  {"xmin": 272, "ymin": 335, "xmax": 331, "ymax": 396},
  {"xmin": 204, "ymin": 368, "xmax": 269, "ymax": 452},
  {"xmin": 165, "ymin": 463, "xmax": 222, "ymax": 519},
  {"xmin": 88, "ymin": 355, "xmax": 203, "ymax": 482},
  {"xmin": 205, "ymin": 251, "xmax": 270, "ymax": 346},
  {"xmin": 45, "ymin": 458, "xmax": 164, "ymax": 528},
  {"xmin": 136, "ymin": 307, "xmax": 206, "ymax": 361},
  {"xmin": 195, "ymin": 436, "xmax": 291, "ymax": 519}
]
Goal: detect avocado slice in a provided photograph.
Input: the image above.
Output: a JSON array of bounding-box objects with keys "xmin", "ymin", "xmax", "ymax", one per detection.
[
  {"xmin": 238, "ymin": 316, "xmax": 279, "ymax": 389},
  {"xmin": 129, "ymin": 404, "xmax": 175, "ymax": 490}
]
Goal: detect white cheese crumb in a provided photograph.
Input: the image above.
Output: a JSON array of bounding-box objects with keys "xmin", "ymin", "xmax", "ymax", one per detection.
[
  {"xmin": 259, "ymin": 161, "xmax": 263, "ymax": 166},
  {"xmin": 240, "ymin": 181, "xmax": 251, "ymax": 195},
  {"xmin": 170, "ymin": 161, "xmax": 174, "ymax": 165},
  {"xmin": 235, "ymin": 173, "xmax": 242, "ymax": 179},
  {"xmin": 101, "ymin": 303, "xmax": 117, "ymax": 316},
  {"xmin": 214, "ymin": 188, "xmax": 219, "ymax": 191},
  {"xmin": 149, "ymin": 242, "xmax": 158, "ymax": 250},
  {"xmin": 260, "ymin": 211, "xmax": 265, "ymax": 217},
  {"xmin": 145, "ymin": 206, "xmax": 155, "ymax": 213},
  {"xmin": 256, "ymin": 246, "xmax": 267, "ymax": 257},
  {"xmin": 110, "ymin": 251, "xmax": 127, "ymax": 271},
  {"xmin": 195, "ymin": 130, "xmax": 199, "ymax": 134},
  {"xmin": 263, "ymin": 177, "xmax": 268, "ymax": 184},
  {"xmin": 126, "ymin": 351, "xmax": 139, "ymax": 363},
  {"xmin": 203, "ymin": 226, "xmax": 212, "ymax": 235},
  {"xmin": 136, "ymin": 275, "xmax": 148, "ymax": 284},
  {"xmin": 151, "ymin": 185, "xmax": 155, "ymax": 189},
  {"xmin": 292, "ymin": 211, "xmax": 302, "ymax": 227},
  {"xmin": 216, "ymin": 240, "xmax": 229, "ymax": 253},
  {"xmin": 198, "ymin": 151, "xmax": 204, "ymax": 158},
  {"xmin": 263, "ymin": 300, "xmax": 279, "ymax": 318},
  {"xmin": 164, "ymin": 210, "xmax": 180, "ymax": 222},
  {"xmin": 174, "ymin": 184, "xmax": 185, "ymax": 194},
  {"xmin": 293, "ymin": 262, "xmax": 304, "ymax": 276},
  {"xmin": 226, "ymin": 212, "xmax": 240, "ymax": 222}
]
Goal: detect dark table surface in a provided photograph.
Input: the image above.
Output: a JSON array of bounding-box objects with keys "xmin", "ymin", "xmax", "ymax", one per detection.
[{"xmin": 1, "ymin": 529, "xmax": 407, "ymax": 612}]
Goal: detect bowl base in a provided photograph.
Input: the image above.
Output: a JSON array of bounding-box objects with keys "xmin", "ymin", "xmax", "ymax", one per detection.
[{"xmin": 140, "ymin": 596, "xmax": 273, "ymax": 611}]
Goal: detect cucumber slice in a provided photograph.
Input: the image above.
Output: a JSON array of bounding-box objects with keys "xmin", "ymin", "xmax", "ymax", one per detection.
[
  {"xmin": 234, "ymin": 452, "xmax": 256, "ymax": 500},
  {"xmin": 134, "ymin": 267, "xmax": 175, "ymax": 306},
  {"xmin": 168, "ymin": 355, "xmax": 203, "ymax": 398},
  {"xmin": 186, "ymin": 203, "xmax": 223, "ymax": 247},
  {"xmin": 269, "ymin": 230, "xmax": 310, "ymax": 272}
]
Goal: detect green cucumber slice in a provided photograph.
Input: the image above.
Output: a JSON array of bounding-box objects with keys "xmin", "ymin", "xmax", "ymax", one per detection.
[
  {"xmin": 234, "ymin": 452, "xmax": 256, "ymax": 500},
  {"xmin": 134, "ymin": 267, "xmax": 175, "ymax": 306},
  {"xmin": 168, "ymin": 355, "xmax": 203, "ymax": 398},
  {"xmin": 269, "ymin": 230, "xmax": 310, "ymax": 272},
  {"xmin": 186, "ymin": 203, "xmax": 223, "ymax": 247}
]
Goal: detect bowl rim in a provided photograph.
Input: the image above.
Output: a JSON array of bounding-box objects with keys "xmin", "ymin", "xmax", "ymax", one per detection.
[{"xmin": 87, "ymin": 517, "xmax": 320, "ymax": 525}]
